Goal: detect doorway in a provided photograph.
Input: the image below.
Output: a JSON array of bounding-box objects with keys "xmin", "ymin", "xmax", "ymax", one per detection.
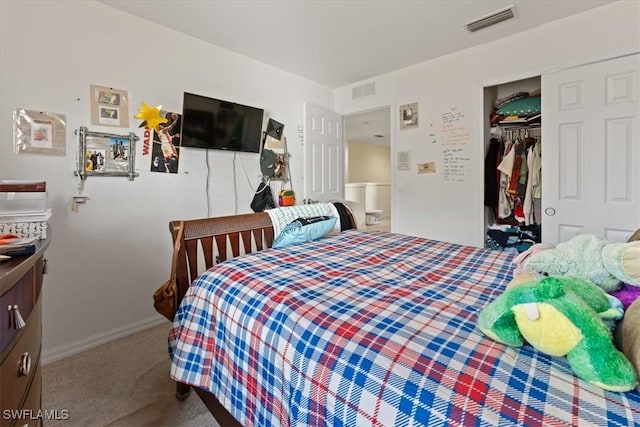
[
  {"xmin": 483, "ymin": 76, "xmax": 542, "ymax": 252},
  {"xmin": 344, "ymin": 107, "xmax": 392, "ymax": 231}
]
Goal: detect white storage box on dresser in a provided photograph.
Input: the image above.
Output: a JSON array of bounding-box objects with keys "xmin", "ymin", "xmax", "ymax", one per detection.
[
  {"xmin": 0, "ymin": 238, "xmax": 50, "ymax": 427},
  {"xmin": 0, "ymin": 182, "xmax": 49, "ymax": 241},
  {"xmin": 0, "ymin": 192, "xmax": 47, "ymax": 216}
]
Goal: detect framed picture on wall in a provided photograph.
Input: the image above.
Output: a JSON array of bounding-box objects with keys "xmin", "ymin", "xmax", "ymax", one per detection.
[
  {"xmin": 13, "ymin": 108, "xmax": 67, "ymax": 156},
  {"xmin": 399, "ymin": 103, "xmax": 418, "ymax": 129},
  {"xmin": 75, "ymin": 126, "xmax": 139, "ymax": 180},
  {"xmin": 90, "ymin": 84, "xmax": 130, "ymax": 128}
]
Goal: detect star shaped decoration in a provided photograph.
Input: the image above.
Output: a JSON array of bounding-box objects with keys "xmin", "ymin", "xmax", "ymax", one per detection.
[{"xmin": 134, "ymin": 102, "xmax": 167, "ymax": 132}]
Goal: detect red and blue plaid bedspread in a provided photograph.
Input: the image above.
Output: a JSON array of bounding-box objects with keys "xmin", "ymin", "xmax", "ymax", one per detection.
[{"xmin": 169, "ymin": 230, "xmax": 640, "ymax": 426}]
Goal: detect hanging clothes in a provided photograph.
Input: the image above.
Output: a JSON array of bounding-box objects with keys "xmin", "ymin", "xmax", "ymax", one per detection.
[
  {"xmin": 523, "ymin": 141, "xmax": 536, "ymax": 225},
  {"xmin": 531, "ymin": 140, "xmax": 542, "ymax": 223},
  {"xmin": 496, "ymin": 139, "xmax": 515, "ymax": 219},
  {"xmin": 506, "ymin": 138, "xmax": 527, "ymax": 199},
  {"xmin": 484, "ymin": 138, "xmax": 501, "ymax": 210}
]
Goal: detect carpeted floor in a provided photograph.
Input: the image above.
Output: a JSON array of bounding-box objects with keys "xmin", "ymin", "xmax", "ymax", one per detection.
[{"xmin": 42, "ymin": 324, "xmax": 218, "ymax": 426}]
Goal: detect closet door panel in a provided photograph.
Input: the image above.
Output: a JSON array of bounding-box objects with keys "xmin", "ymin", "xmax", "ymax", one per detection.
[
  {"xmin": 558, "ymin": 122, "xmax": 583, "ymax": 200},
  {"xmin": 559, "ymin": 81, "xmax": 585, "ymax": 110},
  {"xmin": 606, "ymin": 71, "xmax": 634, "ymax": 104},
  {"xmin": 605, "ymin": 117, "xmax": 633, "ymax": 202},
  {"xmin": 542, "ymin": 53, "xmax": 640, "ymax": 244},
  {"xmin": 558, "ymin": 224, "xmax": 584, "ymax": 243}
]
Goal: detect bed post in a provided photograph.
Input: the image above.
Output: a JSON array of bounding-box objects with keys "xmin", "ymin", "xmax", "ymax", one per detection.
[{"xmin": 176, "ymin": 382, "xmax": 191, "ymax": 401}]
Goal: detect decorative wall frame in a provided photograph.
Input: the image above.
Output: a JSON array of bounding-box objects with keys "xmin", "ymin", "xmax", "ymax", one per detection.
[
  {"xmin": 399, "ymin": 102, "xmax": 419, "ymax": 129},
  {"xmin": 75, "ymin": 126, "xmax": 139, "ymax": 180},
  {"xmin": 90, "ymin": 84, "xmax": 130, "ymax": 128},
  {"xmin": 13, "ymin": 108, "xmax": 67, "ymax": 155}
]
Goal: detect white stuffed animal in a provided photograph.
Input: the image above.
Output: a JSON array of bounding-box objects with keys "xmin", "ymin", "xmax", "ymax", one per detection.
[{"xmin": 525, "ymin": 234, "xmax": 640, "ymax": 292}]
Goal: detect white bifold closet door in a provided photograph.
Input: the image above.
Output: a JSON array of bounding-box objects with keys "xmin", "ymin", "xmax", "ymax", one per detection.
[{"xmin": 542, "ymin": 53, "xmax": 640, "ymax": 245}]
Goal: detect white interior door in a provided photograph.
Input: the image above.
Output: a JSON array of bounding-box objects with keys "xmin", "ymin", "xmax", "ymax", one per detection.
[
  {"xmin": 303, "ymin": 103, "xmax": 343, "ymax": 202},
  {"xmin": 542, "ymin": 54, "xmax": 640, "ymax": 244}
]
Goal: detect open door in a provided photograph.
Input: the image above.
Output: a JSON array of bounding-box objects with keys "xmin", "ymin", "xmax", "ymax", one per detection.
[{"xmin": 303, "ymin": 103, "xmax": 343, "ymax": 202}]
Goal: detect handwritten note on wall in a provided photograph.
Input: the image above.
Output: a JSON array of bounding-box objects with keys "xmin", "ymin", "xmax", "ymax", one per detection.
[{"xmin": 441, "ymin": 107, "xmax": 471, "ymax": 182}]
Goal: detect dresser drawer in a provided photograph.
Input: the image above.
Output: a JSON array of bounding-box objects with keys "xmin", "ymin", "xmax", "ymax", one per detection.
[
  {"xmin": 0, "ymin": 268, "xmax": 35, "ymax": 354},
  {"xmin": 0, "ymin": 365, "xmax": 41, "ymax": 427},
  {"xmin": 17, "ymin": 364, "xmax": 42, "ymax": 427},
  {"xmin": 0, "ymin": 298, "xmax": 41, "ymax": 419}
]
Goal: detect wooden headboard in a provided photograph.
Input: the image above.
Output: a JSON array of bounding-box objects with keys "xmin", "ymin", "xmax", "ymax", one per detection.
[
  {"xmin": 169, "ymin": 212, "xmax": 274, "ymax": 304},
  {"xmin": 168, "ymin": 206, "xmax": 356, "ymax": 305}
]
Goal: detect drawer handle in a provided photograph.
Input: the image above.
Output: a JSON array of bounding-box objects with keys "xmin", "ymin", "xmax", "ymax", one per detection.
[
  {"xmin": 19, "ymin": 352, "xmax": 32, "ymax": 376},
  {"xmin": 9, "ymin": 304, "xmax": 26, "ymax": 330}
]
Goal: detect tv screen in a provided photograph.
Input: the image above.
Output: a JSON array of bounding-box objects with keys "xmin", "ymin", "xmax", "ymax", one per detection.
[{"xmin": 180, "ymin": 92, "xmax": 264, "ymax": 153}]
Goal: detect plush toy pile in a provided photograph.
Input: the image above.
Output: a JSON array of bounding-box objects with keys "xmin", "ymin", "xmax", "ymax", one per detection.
[{"xmin": 478, "ymin": 233, "xmax": 640, "ymax": 392}]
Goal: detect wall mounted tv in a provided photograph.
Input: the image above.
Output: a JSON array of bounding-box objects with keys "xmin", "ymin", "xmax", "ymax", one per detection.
[{"xmin": 180, "ymin": 92, "xmax": 265, "ymax": 153}]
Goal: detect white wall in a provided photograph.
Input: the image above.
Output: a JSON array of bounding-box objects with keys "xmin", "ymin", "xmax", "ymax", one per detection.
[
  {"xmin": 0, "ymin": 0, "xmax": 333, "ymax": 363},
  {"xmin": 346, "ymin": 141, "xmax": 390, "ymax": 183},
  {"xmin": 335, "ymin": 1, "xmax": 640, "ymax": 247}
]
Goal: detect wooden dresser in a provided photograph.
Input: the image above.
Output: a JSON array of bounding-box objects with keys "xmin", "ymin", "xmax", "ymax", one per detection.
[{"xmin": 0, "ymin": 238, "xmax": 49, "ymax": 427}]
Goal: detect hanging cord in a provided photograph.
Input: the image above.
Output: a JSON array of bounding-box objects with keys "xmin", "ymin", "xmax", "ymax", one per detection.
[
  {"xmin": 284, "ymin": 137, "xmax": 293, "ymax": 194},
  {"xmin": 233, "ymin": 151, "xmax": 238, "ymax": 215},
  {"xmin": 206, "ymin": 148, "xmax": 211, "ymax": 217},
  {"xmin": 237, "ymin": 152, "xmax": 255, "ymax": 192}
]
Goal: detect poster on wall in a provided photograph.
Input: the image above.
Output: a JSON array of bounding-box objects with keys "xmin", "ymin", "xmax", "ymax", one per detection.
[
  {"xmin": 150, "ymin": 111, "xmax": 181, "ymax": 173},
  {"xmin": 418, "ymin": 162, "xmax": 436, "ymax": 174},
  {"xmin": 90, "ymin": 85, "xmax": 130, "ymax": 128}
]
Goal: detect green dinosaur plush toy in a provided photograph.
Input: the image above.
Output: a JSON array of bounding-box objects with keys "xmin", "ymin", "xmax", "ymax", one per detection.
[{"xmin": 478, "ymin": 276, "xmax": 638, "ymax": 392}]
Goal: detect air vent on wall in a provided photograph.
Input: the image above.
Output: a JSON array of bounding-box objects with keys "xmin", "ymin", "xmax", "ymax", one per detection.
[
  {"xmin": 465, "ymin": 5, "xmax": 515, "ymax": 32},
  {"xmin": 352, "ymin": 82, "xmax": 376, "ymax": 99}
]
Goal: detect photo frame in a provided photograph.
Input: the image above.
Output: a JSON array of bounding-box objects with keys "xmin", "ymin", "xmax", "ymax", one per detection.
[
  {"xmin": 13, "ymin": 109, "xmax": 67, "ymax": 155},
  {"xmin": 399, "ymin": 102, "xmax": 418, "ymax": 129},
  {"xmin": 90, "ymin": 84, "xmax": 130, "ymax": 128},
  {"xmin": 75, "ymin": 126, "xmax": 139, "ymax": 180}
]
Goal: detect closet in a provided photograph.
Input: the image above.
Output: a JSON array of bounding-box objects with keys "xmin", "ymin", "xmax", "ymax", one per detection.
[{"xmin": 483, "ymin": 76, "xmax": 542, "ymax": 254}]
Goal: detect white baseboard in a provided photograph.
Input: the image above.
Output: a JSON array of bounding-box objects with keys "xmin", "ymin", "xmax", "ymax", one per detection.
[{"xmin": 41, "ymin": 316, "xmax": 167, "ymax": 366}]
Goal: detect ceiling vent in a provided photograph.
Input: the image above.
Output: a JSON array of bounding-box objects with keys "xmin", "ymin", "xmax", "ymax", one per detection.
[{"xmin": 465, "ymin": 5, "xmax": 515, "ymax": 32}]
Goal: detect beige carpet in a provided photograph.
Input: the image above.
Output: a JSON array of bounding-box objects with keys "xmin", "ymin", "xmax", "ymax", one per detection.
[{"xmin": 42, "ymin": 324, "xmax": 219, "ymax": 426}]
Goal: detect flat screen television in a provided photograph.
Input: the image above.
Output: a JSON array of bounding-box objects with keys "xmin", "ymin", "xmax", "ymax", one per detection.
[{"xmin": 180, "ymin": 92, "xmax": 264, "ymax": 153}]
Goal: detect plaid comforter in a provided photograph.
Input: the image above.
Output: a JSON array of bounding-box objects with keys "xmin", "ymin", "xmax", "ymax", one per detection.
[{"xmin": 169, "ymin": 230, "xmax": 640, "ymax": 426}]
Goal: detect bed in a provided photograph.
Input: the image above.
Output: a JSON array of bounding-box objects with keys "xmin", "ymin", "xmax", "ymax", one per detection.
[{"xmin": 164, "ymin": 206, "xmax": 640, "ymax": 426}]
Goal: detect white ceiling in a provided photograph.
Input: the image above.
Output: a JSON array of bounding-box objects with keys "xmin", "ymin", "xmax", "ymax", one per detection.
[
  {"xmin": 99, "ymin": 0, "xmax": 616, "ymax": 145},
  {"xmin": 345, "ymin": 107, "xmax": 391, "ymax": 147},
  {"xmin": 100, "ymin": 0, "xmax": 615, "ymax": 89}
]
